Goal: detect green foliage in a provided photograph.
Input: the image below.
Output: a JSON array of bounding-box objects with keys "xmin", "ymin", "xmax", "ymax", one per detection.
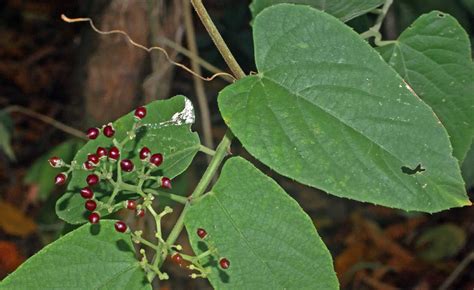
[
  {"xmin": 0, "ymin": 220, "xmax": 151, "ymax": 290},
  {"xmin": 56, "ymin": 96, "xmax": 200, "ymax": 224},
  {"xmin": 219, "ymin": 4, "xmax": 469, "ymax": 213},
  {"xmin": 0, "ymin": 111, "xmax": 15, "ymax": 160},
  {"xmin": 24, "ymin": 139, "xmax": 85, "ymax": 200},
  {"xmin": 250, "ymin": 0, "xmax": 385, "ymax": 22},
  {"xmin": 461, "ymin": 141, "xmax": 474, "ymax": 188},
  {"xmin": 378, "ymin": 11, "xmax": 474, "ymax": 162},
  {"xmin": 185, "ymin": 157, "xmax": 338, "ymax": 289},
  {"xmin": 415, "ymin": 223, "xmax": 466, "ymax": 262}
]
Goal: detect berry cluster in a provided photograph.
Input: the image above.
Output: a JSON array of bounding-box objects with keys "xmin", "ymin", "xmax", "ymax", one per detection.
[
  {"xmin": 49, "ymin": 106, "xmax": 173, "ymax": 225},
  {"xmin": 169, "ymin": 227, "xmax": 230, "ymax": 279}
]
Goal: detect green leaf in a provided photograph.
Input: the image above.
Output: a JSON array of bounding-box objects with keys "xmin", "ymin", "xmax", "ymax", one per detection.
[
  {"xmin": 250, "ymin": 0, "xmax": 384, "ymax": 22},
  {"xmin": 378, "ymin": 11, "xmax": 474, "ymax": 162},
  {"xmin": 461, "ymin": 141, "xmax": 474, "ymax": 189},
  {"xmin": 0, "ymin": 220, "xmax": 150, "ymax": 290},
  {"xmin": 415, "ymin": 223, "xmax": 466, "ymax": 262},
  {"xmin": 0, "ymin": 111, "xmax": 15, "ymax": 160},
  {"xmin": 185, "ymin": 157, "xmax": 338, "ymax": 290},
  {"xmin": 24, "ymin": 139, "xmax": 85, "ymax": 200},
  {"xmin": 218, "ymin": 4, "xmax": 469, "ymax": 213},
  {"xmin": 56, "ymin": 96, "xmax": 200, "ymax": 224}
]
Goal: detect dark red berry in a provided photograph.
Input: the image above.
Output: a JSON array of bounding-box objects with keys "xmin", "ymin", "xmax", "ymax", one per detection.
[
  {"xmin": 150, "ymin": 153, "xmax": 163, "ymax": 167},
  {"xmin": 126, "ymin": 200, "xmax": 137, "ymax": 210},
  {"xmin": 87, "ymin": 154, "xmax": 99, "ymax": 164},
  {"xmin": 161, "ymin": 177, "xmax": 172, "ymax": 189},
  {"xmin": 114, "ymin": 221, "xmax": 127, "ymax": 233},
  {"xmin": 108, "ymin": 146, "xmax": 120, "ymax": 160},
  {"xmin": 197, "ymin": 228, "xmax": 207, "ymax": 239},
  {"xmin": 139, "ymin": 147, "xmax": 151, "ymax": 160},
  {"xmin": 171, "ymin": 253, "xmax": 183, "ymax": 265},
  {"xmin": 83, "ymin": 161, "xmax": 94, "ymax": 171},
  {"xmin": 219, "ymin": 258, "xmax": 230, "ymax": 269},
  {"xmin": 136, "ymin": 209, "xmax": 145, "ymax": 217},
  {"xmin": 120, "ymin": 159, "xmax": 134, "ymax": 172},
  {"xmin": 96, "ymin": 147, "xmax": 108, "ymax": 159},
  {"xmin": 88, "ymin": 212, "xmax": 100, "ymax": 224},
  {"xmin": 80, "ymin": 187, "xmax": 94, "ymax": 199},
  {"xmin": 85, "ymin": 200, "xmax": 97, "ymax": 211},
  {"xmin": 86, "ymin": 174, "xmax": 99, "ymax": 186},
  {"xmin": 134, "ymin": 106, "xmax": 147, "ymax": 119},
  {"xmin": 48, "ymin": 156, "xmax": 62, "ymax": 168},
  {"xmin": 87, "ymin": 127, "xmax": 99, "ymax": 140},
  {"xmin": 54, "ymin": 173, "xmax": 67, "ymax": 185},
  {"xmin": 102, "ymin": 124, "xmax": 115, "ymax": 138}
]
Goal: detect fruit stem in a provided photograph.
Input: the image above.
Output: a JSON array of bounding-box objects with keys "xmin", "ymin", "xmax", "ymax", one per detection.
[{"xmin": 143, "ymin": 188, "xmax": 188, "ymax": 204}]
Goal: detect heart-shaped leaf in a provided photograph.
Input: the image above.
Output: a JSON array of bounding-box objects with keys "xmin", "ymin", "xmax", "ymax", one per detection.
[
  {"xmin": 56, "ymin": 96, "xmax": 200, "ymax": 224},
  {"xmin": 378, "ymin": 11, "xmax": 474, "ymax": 162},
  {"xmin": 218, "ymin": 4, "xmax": 469, "ymax": 213},
  {"xmin": 250, "ymin": 0, "xmax": 385, "ymax": 22},
  {"xmin": 185, "ymin": 157, "xmax": 338, "ymax": 289},
  {"xmin": 0, "ymin": 220, "xmax": 150, "ymax": 290}
]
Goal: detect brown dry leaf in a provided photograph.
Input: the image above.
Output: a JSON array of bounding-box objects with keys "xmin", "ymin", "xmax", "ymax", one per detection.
[
  {"xmin": 0, "ymin": 201, "xmax": 37, "ymax": 237},
  {"xmin": 0, "ymin": 241, "xmax": 24, "ymax": 278},
  {"xmin": 336, "ymin": 242, "xmax": 367, "ymax": 279}
]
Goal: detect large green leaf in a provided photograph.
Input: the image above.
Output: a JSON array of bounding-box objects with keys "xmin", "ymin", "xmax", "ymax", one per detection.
[
  {"xmin": 250, "ymin": 0, "xmax": 384, "ymax": 22},
  {"xmin": 185, "ymin": 157, "xmax": 338, "ymax": 290},
  {"xmin": 218, "ymin": 4, "xmax": 469, "ymax": 213},
  {"xmin": 24, "ymin": 139, "xmax": 85, "ymax": 201},
  {"xmin": 56, "ymin": 96, "xmax": 200, "ymax": 224},
  {"xmin": 0, "ymin": 220, "xmax": 150, "ymax": 290},
  {"xmin": 378, "ymin": 11, "xmax": 474, "ymax": 162}
]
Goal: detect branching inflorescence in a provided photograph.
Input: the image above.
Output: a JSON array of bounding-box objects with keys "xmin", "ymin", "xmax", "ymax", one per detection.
[{"xmin": 48, "ymin": 106, "xmax": 229, "ymax": 281}]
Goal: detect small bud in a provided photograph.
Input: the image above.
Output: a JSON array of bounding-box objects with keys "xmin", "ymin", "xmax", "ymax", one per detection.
[
  {"xmin": 161, "ymin": 177, "xmax": 172, "ymax": 189},
  {"xmin": 48, "ymin": 156, "xmax": 64, "ymax": 168}
]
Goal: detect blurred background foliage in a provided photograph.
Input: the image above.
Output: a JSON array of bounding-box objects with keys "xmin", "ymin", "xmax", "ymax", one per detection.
[{"xmin": 0, "ymin": 0, "xmax": 472, "ymax": 289}]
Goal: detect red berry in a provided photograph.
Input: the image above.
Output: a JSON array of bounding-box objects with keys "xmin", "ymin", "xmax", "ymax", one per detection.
[
  {"xmin": 150, "ymin": 153, "xmax": 163, "ymax": 167},
  {"xmin": 171, "ymin": 253, "xmax": 183, "ymax": 265},
  {"xmin": 102, "ymin": 124, "xmax": 115, "ymax": 138},
  {"xmin": 219, "ymin": 258, "xmax": 230, "ymax": 269},
  {"xmin": 197, "ymin": 228, "xmax": 207, "ymax": 239},
  {"xmin": 96, "ymin": 147, "xmax": 108, "ymax": 159},
  {"xmin": 85, "ymin": 200, "xmax": 97, "ymax": 211},
  {"xmin": 108, "ymin": 146, "xmax": 120, "ymax": 160},
  {"xmin": 139, "ymin": 147, "xmax": 151, "ymax": 160},
  {"xmin": 161, "ymin": 177, "xmax": 172, "ymax": 189},
  {"xmin": 80, "ymin": 187, "xmax": 94, "ymax": 199},
  {"xmin": 86, "ymin": 127, "xmax": 99, "ymax": 140},
  {"xmin": 86, "ymin": 174, "xmax": 99, "ymax": 186},
  {"xmin": 83, "ymin": 161, "xmax": 94, "ymax": 171},
  {"xmin": 48, "ymin": 156, "xmax": 63, "ymax": 168},
  {"xmin": 126, "ymin": 200, "xmax": 137, "ymax": 210},
  {"xmin": 136, "ymin": 209, "xmax": 145, "ymax": 217},
  {"xmin": 54, "ymin": 173, "xmax": 67, "ymax": 185},
  {"xmin": 120, "ymin": 159, "xmax": 134, "ymax": 172},
  {"xmin": 134, "ymin": 106, "xmax": 147, "ymax": 119},
  {"xmin": 87, "ymin": 154, "xmax": 99, "ymax": 164},
  {"xmin": 88, "ymin": 212, "xmax": 100, "ymax": 224},
  {"xmin": 114, "ymin": 221, "xmax": 127, "ymax": 233}
]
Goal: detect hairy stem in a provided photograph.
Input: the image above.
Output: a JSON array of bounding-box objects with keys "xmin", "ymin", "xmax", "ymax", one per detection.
[{"xmin": 190, "ymin": 0, "xmax": 246, "ymax": 79}]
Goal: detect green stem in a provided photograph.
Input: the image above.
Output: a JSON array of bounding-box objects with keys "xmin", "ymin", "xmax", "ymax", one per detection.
[
  {"xmin": 143, "ymin": 188, "xmax": 188, "ymax": 204},
  {"xmin": 360, "ymin": 0, "xmax": 394, "ymax": 46},
  {"xmin": 190, "ymin": 0, "xmax": 246, "ymax": 79},
  {"xmin": 199, "ymin": 144, "xmax": 216, "ymax": 156}
]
